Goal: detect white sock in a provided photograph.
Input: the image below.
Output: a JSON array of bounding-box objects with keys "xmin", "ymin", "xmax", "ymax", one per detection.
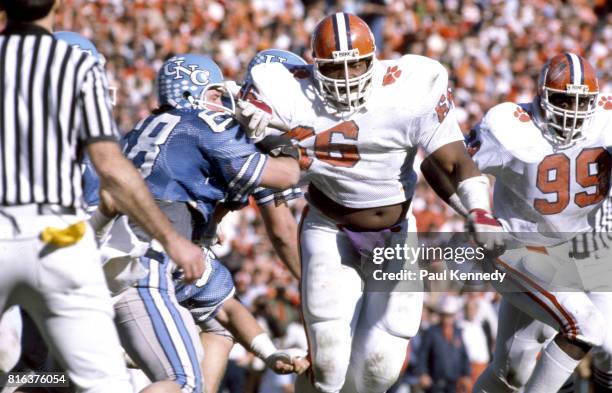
[{"xmin": 524, "ymin": 340, "xmax": 580, "ymax": 393}]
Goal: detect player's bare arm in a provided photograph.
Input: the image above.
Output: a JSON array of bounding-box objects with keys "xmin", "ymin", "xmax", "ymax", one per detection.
[
  {"xmin": 420, "ymin": 153, "xmax": 468, "ymax": 217},
  {"xmin": 259, "ymin": 203, "xmax": 301, "ymax": 279},
  {"xmin": 427, "ymin": 140, "xmax": 504, "ymax": 252},
  {"xmin": 257, "ymin": 135, "xmax": 301, "ymax": 189},
  {"xmin": 215, "ymin": 298, "xmax": 310, "ymax": 375},
  {"xmin": 426, "ymin": 141, "xmax": 481, "ymax": 196},
  {"xmin": 87, "ymin": 140, "xmax": 205, "ymax": 282}
]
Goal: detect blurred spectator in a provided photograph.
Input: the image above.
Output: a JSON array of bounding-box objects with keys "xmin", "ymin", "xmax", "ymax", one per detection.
[
  {"xmin": 459, "ymin": 297, "xmax": 490, "ymax": 386},
  {"xmin": 220, "ymin": 344, "xmax": 249, "ymax": 393},
  {"xmin": 416, "ymin": 296, "xmax": 471, "ymax": 393},
  {"xmin": 54, "ymin": 1, "xmax": 610, "ymax": 134}
]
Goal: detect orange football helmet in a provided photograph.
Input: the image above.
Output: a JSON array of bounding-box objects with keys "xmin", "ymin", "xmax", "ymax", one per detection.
[
  {"xmin": 538, "ymin": 52, "xmax": 599, "ymax": 146},
  {"xmin": 311, "ymin": 12, "xmax": 376, "ymax": 113}
]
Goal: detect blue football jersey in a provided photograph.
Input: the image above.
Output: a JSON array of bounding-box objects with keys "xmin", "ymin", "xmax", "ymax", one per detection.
[
  {"xmin": 174, "ymin": 256, "xmax": 235, "ymax": 323},
  {"xmin": 122, "ymin": 108, "xmax": 268, "ymax": 224},
  {"xmin": 82, "ymin": 155, "xmax": 100, "ymax": 207}
]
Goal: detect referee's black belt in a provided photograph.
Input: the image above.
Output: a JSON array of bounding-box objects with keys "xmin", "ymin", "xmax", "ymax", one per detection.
[{"xmin": 0, "ymin": 204, "xmax": 77, "ymax": 216}]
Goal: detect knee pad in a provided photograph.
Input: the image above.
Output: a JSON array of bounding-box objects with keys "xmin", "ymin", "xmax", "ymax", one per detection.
[
  {"xmin": 378, "ymin": 291, "xmax": 423, "ymax": 339},
  {"xmin": 308, "ymin": 321, "xmax": 352, "ymax": 393},
  {"xmin": 347, "ymin": 325, "xmax": 408, "ymax": 393}
]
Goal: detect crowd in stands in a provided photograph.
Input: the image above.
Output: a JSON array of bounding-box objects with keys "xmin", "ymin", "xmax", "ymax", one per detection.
[{"xmin": 53, "ymin": 1, "xmax": 612, "ymax": 391}]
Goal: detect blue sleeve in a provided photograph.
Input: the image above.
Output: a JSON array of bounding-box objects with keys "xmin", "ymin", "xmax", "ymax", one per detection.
[
  {"xmin": 252, "ymin": 186, "xmax": 303, "ymax": 206},
  {"xmin": 196, "ymin": 113, "xmax": 268, "ymax": 204},
  {"xmin": 81, "ymin": 155, "xmax": 100, "ymax": 207}
]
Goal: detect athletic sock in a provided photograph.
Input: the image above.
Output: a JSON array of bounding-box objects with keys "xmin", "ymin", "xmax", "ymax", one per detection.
[{"xmin": 524, "ymin": 340, "xmax": 580, "ymax": 393}]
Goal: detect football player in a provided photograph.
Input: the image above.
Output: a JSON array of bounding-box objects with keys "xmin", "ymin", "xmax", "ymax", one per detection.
[
  {"xmin": 53, "ymin": 31, "xmax": 118, "ymax": 105},
  {"xmin": 190, "ymin": 48, "xmax": 310, "ymax": 393},
  {"xmin": 99, "ymin": 54, "xmax": 301, "ymax": 393},
  {"xmin": 238, "ymin": 12, "xmax": 502, "ymax": 393},
  {"xmin": 423, "ymin": 53, "xmax": 612, "ymax": 393},
  {"xmin": 80, "ymin": 51, "xmax": 309, "ymax": 393}
]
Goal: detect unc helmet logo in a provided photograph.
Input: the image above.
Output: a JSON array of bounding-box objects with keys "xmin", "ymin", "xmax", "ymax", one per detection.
[
  {"xmin": 262, "ymin": 54, "xmax": 288, "ymax": 64},
  {"xmin": 157, "ymin": 54, "xmax": 225, "ymax": 109},
  {"xmin": 163, "ymin": 59, "xmax": 211, "ymax": 86},
  {"xmin": 243, "ymin": 49, "xmax": 308, "ymax": 96}
]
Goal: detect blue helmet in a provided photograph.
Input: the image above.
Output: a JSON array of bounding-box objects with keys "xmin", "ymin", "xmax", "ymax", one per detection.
[
  {"xmin": 54, "ymin": 31, "xmax": 102, "ymax": 61},
  {"xmin": 54, "ymin": 31, "xmax": 117, "ymax": 105},
  {"xmin": 244, "ymin": 49, "xmax": 307, "ymax": 90},
  {"xmin": 157, "ymin": 54, "xmax": 231, "ymax": 112}
]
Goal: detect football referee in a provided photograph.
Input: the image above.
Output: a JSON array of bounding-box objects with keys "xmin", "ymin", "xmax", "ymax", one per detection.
[{"xmin": 0, "ymin": 1, "xmax": 205, "ymax": 391}]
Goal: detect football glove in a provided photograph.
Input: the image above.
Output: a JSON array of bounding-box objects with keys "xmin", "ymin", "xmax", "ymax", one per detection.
[
  {"xmin": 265, "ymin": 348, "xmax": 310, "ymax": 375},
  {"xmin": 256, "ymin": 134, "xmax": 300, "ymax": 161},
  {"xmin": 466, "ymin": 208, "xmax": 505, "ymax": 254},
  {"xmin": 236, "ymin": 99, "xmax": 272, "ymax": 142}
]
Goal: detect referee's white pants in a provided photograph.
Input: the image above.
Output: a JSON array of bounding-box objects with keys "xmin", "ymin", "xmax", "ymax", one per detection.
[{"xmin": 0, "ymin": 209, "xmax": 132, "ymax": 393}]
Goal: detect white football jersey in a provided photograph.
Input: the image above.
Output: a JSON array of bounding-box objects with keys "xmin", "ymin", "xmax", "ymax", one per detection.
[
  {"xmin": 472, "ymin": 100, "xmax": 612, "ymax": 245},
  {"xmin": 251, "ymin": 55, "xmax": 464, "ymax": 208}
]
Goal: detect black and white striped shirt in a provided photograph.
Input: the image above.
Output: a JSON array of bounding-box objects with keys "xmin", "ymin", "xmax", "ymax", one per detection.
[{"xmin": 0, "ymin": 23, "xmax": 118, "ymax": 209}]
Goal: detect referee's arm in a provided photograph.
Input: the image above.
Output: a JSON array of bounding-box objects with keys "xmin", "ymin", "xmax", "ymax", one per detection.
[{"xmin": 81, "ymin": 64, "xmax": 204, "ymax": 282}]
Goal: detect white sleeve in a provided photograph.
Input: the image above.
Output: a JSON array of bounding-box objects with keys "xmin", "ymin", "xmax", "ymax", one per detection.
[
  {"xmin": 470, "ymin": 116, "xmax": 504, "ymax": 176},
  {"xmin": 251, "ymin": 63, "xmax": 296, "ymax": 131},
  {"xmin": 414, "ymin": 66, "xmax": 464, "ymax": 155}
]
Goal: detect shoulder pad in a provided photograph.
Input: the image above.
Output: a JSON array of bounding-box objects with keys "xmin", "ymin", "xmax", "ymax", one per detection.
[
  {"xmin": 592, "ymin": 93, "xmax": 612, "ymax": 145},
  {"xmin": 376, "ymin": 55, "xmax": 448, "ymax": 114},
  {"xmin": 252, "ymin": 62, "xmax": 299, "ymax": 84},
  {"xmin": 482, "ymin": 102, "xmax": 551, "ymax": 162}
]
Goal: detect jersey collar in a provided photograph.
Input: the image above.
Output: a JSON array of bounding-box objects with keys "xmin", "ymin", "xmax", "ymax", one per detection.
[{"xmin": 1, "ymin": 22, "xmax": 52, "ymax": 36}]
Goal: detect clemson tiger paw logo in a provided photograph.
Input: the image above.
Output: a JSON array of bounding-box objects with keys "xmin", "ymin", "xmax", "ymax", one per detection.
[
  {"xmin": 513, "ymin": 107, "xmax": 531, "ymax": 122},
  {"xmin": 598, "ymin": 95, "xmax": 612, "ymax": 110},
  {"xmin": 383, "ymin": 66, "xmax": 402, "ymax": 86}
]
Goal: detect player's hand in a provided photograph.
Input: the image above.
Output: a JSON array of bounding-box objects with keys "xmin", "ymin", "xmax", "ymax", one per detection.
[
  {"xmin": 291, "ymin": 355, "xmax": 310, "ymax": 375},
  {"xmin": 256, "ymin": 135, "xmax": 300, "ymax": 161},
  {"xmin": 99, "ymin": 188, "xmax": 118, "ymax": 217},
  {"xmin": 266, "ymin": 348, "xmax": 310, "ymax": 375},
  {"xmin": 236, "ymin": 99, "xmax": 272, "ymax": 141},
  {"xmin": 223, "ymin": 80, "xmax": 241, "ymax": 98},
  {"xmin": 466, "ymin": 208, "xmax": 505, "ymax": 255},
  {"xmin": 419, "ymin": 374, "xmax": 433, "ymax": 389},
  {"xmin": 164, "ymin": 236, "xmax": 206, "ymax": 283}
]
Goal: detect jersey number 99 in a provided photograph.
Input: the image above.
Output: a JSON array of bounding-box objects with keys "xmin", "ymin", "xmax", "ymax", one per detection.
[{"xmin": 534, "ymin": 147, "xmax": 611, "ymax": 215}]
